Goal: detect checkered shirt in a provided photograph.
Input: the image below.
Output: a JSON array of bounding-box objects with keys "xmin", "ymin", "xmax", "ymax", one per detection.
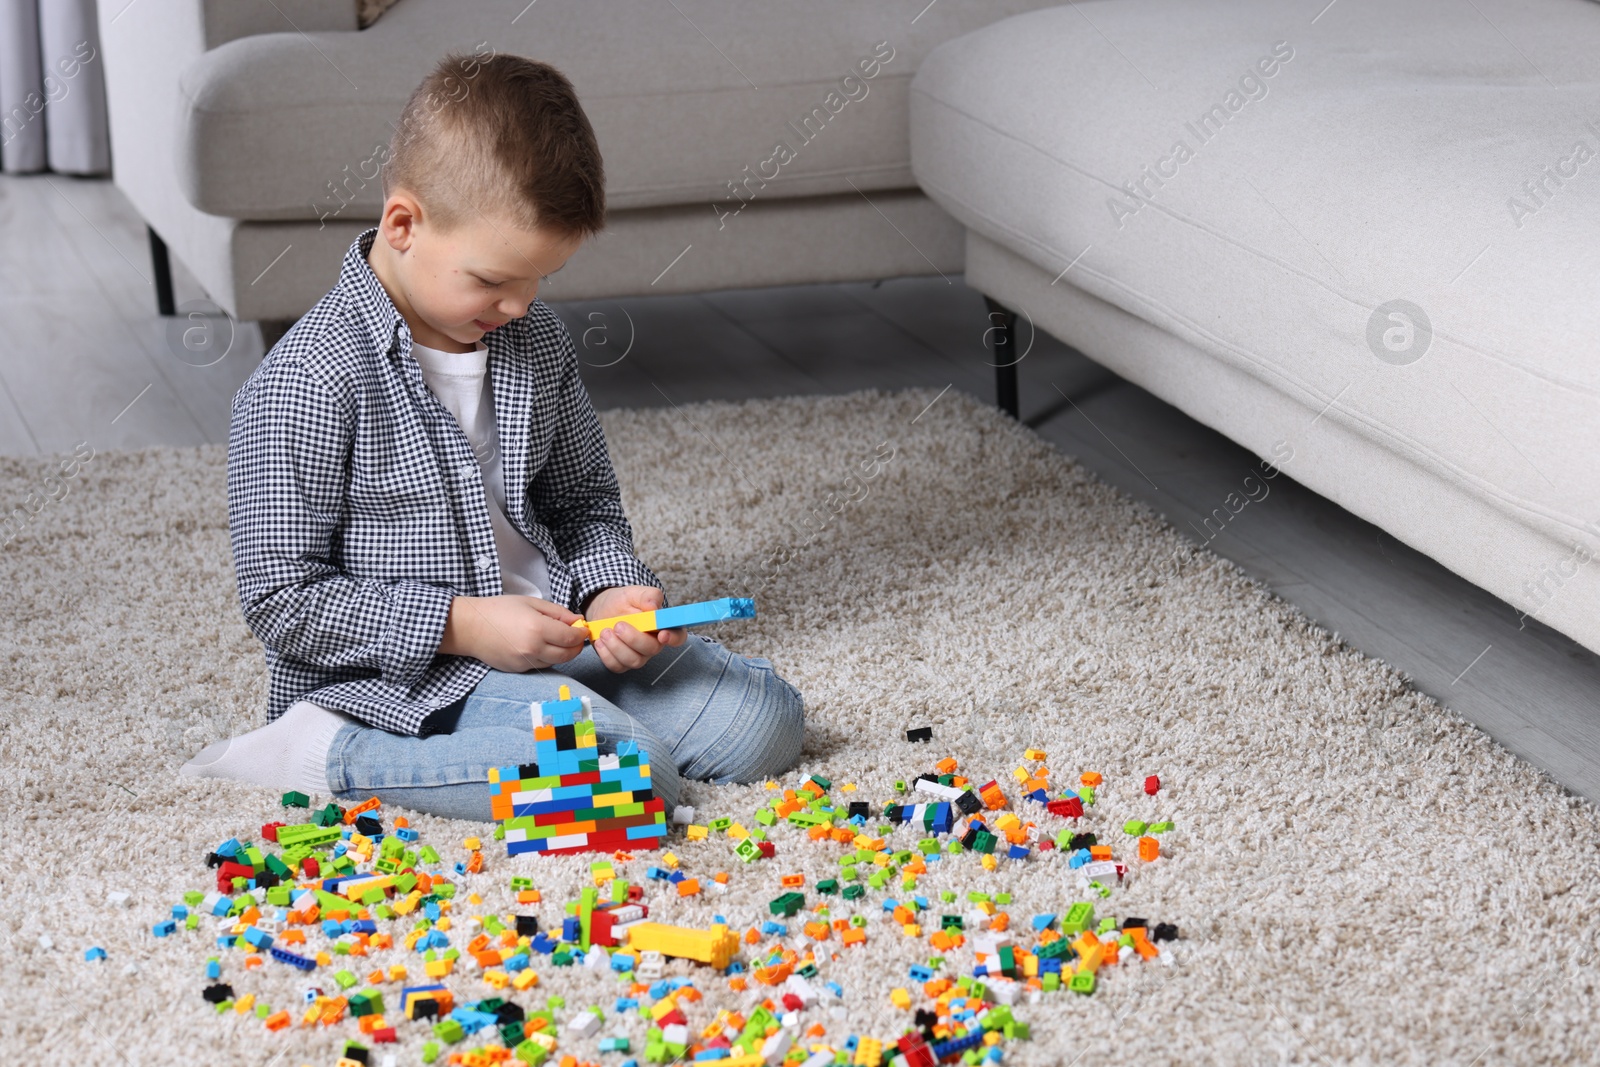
[{"xmin": 227, "ymin": 228, "xmax": 663, "ymax": 735}]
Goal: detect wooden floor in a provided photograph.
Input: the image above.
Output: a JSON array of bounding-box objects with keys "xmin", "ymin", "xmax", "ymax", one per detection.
[{"xmin": 7, "ymin": 173, "xmax": 1599, "ymax": 800}]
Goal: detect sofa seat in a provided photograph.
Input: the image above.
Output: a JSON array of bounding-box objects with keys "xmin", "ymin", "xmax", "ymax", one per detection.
[
  {"xmin": 910, "ymin": 0, "xmax": 1600, "ymax": 651},
  {"xmin": 177, "ymin": 0, "xmax": 1061, "ymax": 222}
]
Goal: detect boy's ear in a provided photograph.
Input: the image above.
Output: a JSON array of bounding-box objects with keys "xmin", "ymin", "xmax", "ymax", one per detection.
[{"xmin": 378, "ymin": 191, "xmax": 423, "ymax": 253}]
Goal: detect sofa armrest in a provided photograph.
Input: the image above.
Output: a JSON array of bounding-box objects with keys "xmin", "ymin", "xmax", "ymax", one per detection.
[{"xmin": 199, "ymin": 0, "xmax": 358, "ymax": 50}]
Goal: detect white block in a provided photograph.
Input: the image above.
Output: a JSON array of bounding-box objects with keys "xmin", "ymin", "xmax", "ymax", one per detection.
[
  {"xmin": 583, "ymin": 945, "xmax": 610, "ymax": 970},
  {"xmin": 761, "ymin": 1027, "xmax": 795, "ymax": 1063},
  {"xmin": 565, "ymin": 1010, "xmax": 601, "ymax": 1037},
  {"xmin": 914, "ymin": 779, "xmax": 963, "ymax": 800},
  {"xmin": 106, "ymin": 891, "xmax": 130, "ymax": 908},
  {"xmin": 986, "ymin": 978, "xmax": 1020, "ymax": 1005},
  {"xmin": 662, "ymin": 1023, "xmax": 690, "ymax": 1046},
  {"xmin": 783, "ymin": 974, "xmax": 817, "ymax": 1006},
  {"xmin": 671, "ymin": 805, "xmax": 696, "ymax": 826}
]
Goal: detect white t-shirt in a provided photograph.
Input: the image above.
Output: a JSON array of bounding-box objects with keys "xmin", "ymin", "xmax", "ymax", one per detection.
[{"xmin": 409, "ymin": 340, "xmax": 552, "ymax": 602}]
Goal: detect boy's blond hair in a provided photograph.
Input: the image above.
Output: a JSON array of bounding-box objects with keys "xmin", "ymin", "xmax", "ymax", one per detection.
[{"xmin": 383, "ymin": 52, "xmax": 606, "ymax": 240}]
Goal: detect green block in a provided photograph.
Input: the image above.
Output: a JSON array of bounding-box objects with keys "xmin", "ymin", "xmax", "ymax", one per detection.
[
  {"xmin": 1042, "ymin": 972, "xmax": 1061, "ymax": 992},
  {"xmin": 185, "ymin": 913, "xmax": 198, "ymax": 930},
  {"xmin": 419, "ymin": 845, "xmax": 441, "ymax": 864},
  {"xmin": 281, "ymin": 791, "xmax": 310, "ymax": 808},
  {"xmin": 917, "ymin": 838, "xmax": 941, "ymax": 855},
  {"xmin": 946, "ymin": 840, "xmax": 963, "ymax": 853},
  {"xmin": 894, "ymin": 780, "xmax": 907, "ymax": 793},
  {"xmin": 734, "ymin": 839, "xmax": 761, "ymax": 863},
  {"xmin": 432, "ymin": 1019, "xmax": 465, "ymax": 1043},
  {"xmin": 1069, "ymin": 971, "xmax": 1096, "ymax": 995},
  {"xmin": 1062, "ymin": 902, "xmax": 1095, "ymax": 935},
  {"xmin": 867, "ymin": 871, "xmax": 890, "ymax": 889},
  {"xmin": 1123, "ymin": 819, "xmax": 1148, "ymax": 836},
  {"xmin": 493, "ymin": 823, "xmax": 506, "ymax": 841},
  {"xmin": 816, "ymin": 879, "xmax": 839, "ymax": 895},
  {"xmin": 1077, "ymin": 786, "xmax": 1096, "ymax": 805},
  {"xmin": 333, "ymin": 969, "xmax": 358, "ymax": 990},
  {"xmin": 1149, "ymin": 821, "xmax": 1176, "ymax": 833},
  {"xmin": 940, "ymin": 915, "xmax": 963, "ymax": 930},
  {"xmin": 421, "ymin": 1041, "xmax": 441, "ymax": 1064},
  {"xmin": 1097, "ymin": 917, "xmax": 1117, "ymax": 935},
  {"xmin": 266, "ymin": 886, "xmax": 291, "ymax": 907},
  {"xmin": 994, "ymin": 893, "xmax": 1012, "ymax": 905},
  {"xmin": 184, "ymin": 891, "xmax": 205, "ymax": 907},
  {"xmin": 514, "ymin": 1040, "xmax": 548, "ymax": 1066},
  {"xmin": 769, "ymin": 892, "xmax": 805, "ymax": 917},
  {"xmin": 967, "ymin": 892, "xmax": 991, "ymax": 904},
  {"xmin": 709, "ymin": 817, "xmax": 733, "ymax": 832},
  {"xmin": 498, "ymin": 1021, "xmax": 525, "ymax": 1046},
  {"xmin": 841, "ymin": 884, "xmax": 865, "ymax": 900},
  {"xmin": 755, "ymin": 809, "xmax": 776, "ymax": 826}
]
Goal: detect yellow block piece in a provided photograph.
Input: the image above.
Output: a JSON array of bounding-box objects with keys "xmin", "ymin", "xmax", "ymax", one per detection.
[
  {"xmin": 628, "ymin": 923, "xmax": 739, "ymax": 971},
  {"xmin": 890, "ymin": 988, "xmax": 911, "ymax": 1010},
  {"xmin": 571, "ymin": 608, "xmax": 659, "ymax": 641}
]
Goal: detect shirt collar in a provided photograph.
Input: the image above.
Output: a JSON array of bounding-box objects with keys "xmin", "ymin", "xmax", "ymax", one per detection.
[{"xmin": 341, "ymin": 227, "xmax": 409, "ymax": 362}]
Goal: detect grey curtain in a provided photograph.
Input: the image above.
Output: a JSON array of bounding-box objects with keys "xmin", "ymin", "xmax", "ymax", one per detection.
[{"xmin": 0, "ymin": 0, "xmax": 110, "ymax": 174}]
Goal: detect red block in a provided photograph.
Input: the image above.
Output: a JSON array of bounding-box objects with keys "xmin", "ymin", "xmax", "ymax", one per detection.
[
  {"xmin": 371, "ymin": 1027, "xmax": 397, "ymax": 1043},
  {"xmin": 260, "ymin": 822, "xmax": 285, "ymax": 842},
  {"xmin": 1144, "ymin": 775, "xmax": 1161, "ymax": 796},
  {"xmin": 1047, "ymin": 797, "xmax": 1083, "ymax": 819},
  {"xmin": 217, "ymin": 861, "xmax": 255, "ymax": 891},
  {"xmin": 301, "ymin": 857, "xmax": 320, "ymax": 878},
  {"xmin": 756, "ymin": 840, "xmax": 776, "ymax": 858}
]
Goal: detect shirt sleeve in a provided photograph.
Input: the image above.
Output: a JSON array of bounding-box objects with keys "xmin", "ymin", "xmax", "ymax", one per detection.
[
  {"xmin": 529, "ymin": 328, "xmax": 664, "ymax": 613},
  {"xmin": 228, "ymin": 356, "xmax": 454, "ymax": 690}
]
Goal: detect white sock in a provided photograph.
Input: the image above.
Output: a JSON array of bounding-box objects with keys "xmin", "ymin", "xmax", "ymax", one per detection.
[{"xmin": 179, "ymin": 699, "xmax": 352, "ymax": 797}]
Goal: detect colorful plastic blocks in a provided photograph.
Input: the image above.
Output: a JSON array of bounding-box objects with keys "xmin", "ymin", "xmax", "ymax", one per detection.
[{"xmin": 491, "ymin": 685, "xmax": 668, "ymax": 855}]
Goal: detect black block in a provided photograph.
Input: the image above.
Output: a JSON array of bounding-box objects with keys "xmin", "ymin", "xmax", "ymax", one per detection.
[
  {"xmin": 515, "ymin": 915, "xmax": 539, "ymax": 936},
  {"xmin": 202, "ymin": 983, "xmax": 234, "ymax": 1003},
  {"xmin": 955, "ymin": 791, "xmax": 982, "ymax": 815},
  {"xmin": 905, "ymin": 726, "xmax": 933, "ymax": 742},
  {"xmin": 1152, "ymin": 923, "xmax": 1179, "ymax": 943}
]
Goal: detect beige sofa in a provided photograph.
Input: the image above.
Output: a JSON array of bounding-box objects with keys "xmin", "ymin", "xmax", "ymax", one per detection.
[
  {"xmin": 910, "ymin": 0, "xmax": 1600, "ymax": 655},
  {"xmin": 97, "ymin": 0, "xmax": 1060, "ymax": 321}
]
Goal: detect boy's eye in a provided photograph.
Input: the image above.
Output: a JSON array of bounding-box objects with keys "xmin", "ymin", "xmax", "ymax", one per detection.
[{"xmin": 473, "ymin": 276, "xmax": 499, "ymax": 288}]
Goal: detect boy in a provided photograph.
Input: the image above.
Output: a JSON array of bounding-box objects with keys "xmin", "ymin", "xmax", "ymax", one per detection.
[{"xmin": 181, "ymin": 54, "xmax": 804, "ymax": 820}]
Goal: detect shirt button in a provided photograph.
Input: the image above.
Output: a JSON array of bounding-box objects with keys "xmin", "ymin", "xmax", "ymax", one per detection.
[{"xmin": 476, "ymin": 554, "xmax": 492, "ymax": 570}]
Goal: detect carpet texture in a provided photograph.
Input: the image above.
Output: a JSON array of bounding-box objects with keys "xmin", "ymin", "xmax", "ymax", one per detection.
[{"xmin": 3, "ymin": 386, "xmax": 1598, "ymax": 1066}]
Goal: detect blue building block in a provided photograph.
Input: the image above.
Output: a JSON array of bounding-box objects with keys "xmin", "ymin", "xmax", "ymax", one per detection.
[
  {"xmin": 84, "ymin": 947, "xmax": 106, "ymax": 961},
  {"xmin": 152, "ymin": 920, "xmax": 176, "ymax": 937},
  {"xmin": 270, "ymin": 946, "xmax": 317, "ymax": 971}
]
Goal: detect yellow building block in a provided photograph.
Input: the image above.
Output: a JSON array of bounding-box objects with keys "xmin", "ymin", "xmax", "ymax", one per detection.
[
  {"xmin": 424, "ymin": 958, "xmax": 454, "ymax": 978},
  {"xmin": 628, "ymin": 923, "xmax": 739, "ymax": 971},
  {"xmin": 890, "ymin": 988, "xmax": 911, "ymax": 1010},
  {"xmin": 512, "ymin": 968, "xmax": 540, "ymax": 990},
  {"xmin": 686, "ymin": 825, "xmax": 709, "ymax": 840}
]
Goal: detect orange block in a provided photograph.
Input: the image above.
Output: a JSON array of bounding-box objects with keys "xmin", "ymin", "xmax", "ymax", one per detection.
[
  {"xmin": 1089, "ymin": 845, "xmax": 1113, "ymax": 861},
  {"xmin": 466, "ymin": 851, "xmax": 484, "ymax": 874},
  {"xmin": 803, "ymin": 921, "xmax": 830, "ymax": 941},
  {"xmin": 677, "ymin": 879, "xmax": 701, "ymax": 897},
  {"xmin": 517, "ymin": 890, "xmax": 541, "ymax": 905},
  {"xmin": 729, "ymin": 976, "xmax": 748, "ymax": 992},
  {"xmin": 990, "ymin": 913, "xmax": 1010, "ymax": 932},
  {"xmin": 1080, "ymin": 771, "xmax": 1103, "ymax": 787},
  {"xmin": 264, "ymin": 1010, "xmax": 291, "ymax": 1031},
  {"xmin": 807, "ymin": 826, "xmax": 830, "ymax": 841},
  {"xmin": 1139, "ymin": 836, "xmax": 1160, "ymax": 862},
  {"xmin": 840, "ymin": 927, "xmax": 866, "ymax": 947},
  {"xmin": 343, "ymin": 796, "xmax": 381, "ymax": 824}
]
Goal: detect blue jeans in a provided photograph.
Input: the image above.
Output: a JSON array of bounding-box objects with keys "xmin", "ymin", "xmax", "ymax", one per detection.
[{"xmin": 325, "ymin": 633, "xmax": 804, "ymax": 821}]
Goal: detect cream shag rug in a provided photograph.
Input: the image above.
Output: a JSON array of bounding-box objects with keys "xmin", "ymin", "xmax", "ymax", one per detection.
[{"xmin": 2, "ymin": 387, "xmax": 1597, "ymax": 1066}]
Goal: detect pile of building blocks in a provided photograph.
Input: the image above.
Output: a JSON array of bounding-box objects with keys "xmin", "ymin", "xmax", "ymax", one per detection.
[
  {"xmin": 139, "ymin": 741, "xmax": 1192, "ymax": 1066},
  {"xmin": 490, "ymin": 685, "xmax": 668, "ymax": 856}
]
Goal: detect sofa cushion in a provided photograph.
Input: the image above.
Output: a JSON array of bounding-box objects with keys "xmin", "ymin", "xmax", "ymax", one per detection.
[
  {"xmin": 177, "ymin": 0, "xmax": 1060, "ymax": 222},
  {"xmin": 910, "ymin": 0, "xmax": 1600, "ymax": 549}
]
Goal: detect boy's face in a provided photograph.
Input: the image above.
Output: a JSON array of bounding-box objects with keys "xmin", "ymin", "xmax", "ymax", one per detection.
[{"xmin": 371, "ymin": 190, "xmax": 583, "ymax": 352}]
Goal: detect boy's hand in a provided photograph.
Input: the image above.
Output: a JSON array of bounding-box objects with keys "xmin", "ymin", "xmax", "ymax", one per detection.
[
  {"xmin": 438, "ymin": 595, "xmax": 588, "ymax": 673},
  {"xmin": 582, "ymin": 585, "xmax": 687, "ymax": 674}
]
